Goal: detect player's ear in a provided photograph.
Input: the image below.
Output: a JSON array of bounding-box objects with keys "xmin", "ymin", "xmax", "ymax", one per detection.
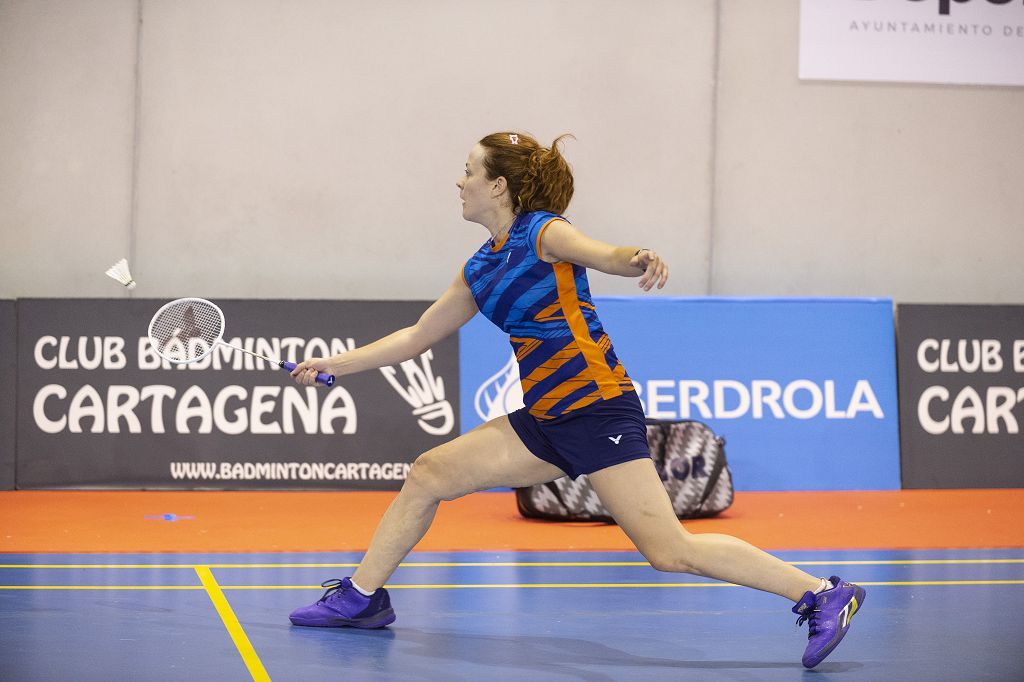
[{"xmin": 491, "ymin": 176, "xmax": 508, "ymax": 199}]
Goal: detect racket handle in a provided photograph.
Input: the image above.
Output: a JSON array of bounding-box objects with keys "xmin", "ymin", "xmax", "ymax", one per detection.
[{"xmin": 280, "ymin": 361, "xmax": 336, "ymax": 387}]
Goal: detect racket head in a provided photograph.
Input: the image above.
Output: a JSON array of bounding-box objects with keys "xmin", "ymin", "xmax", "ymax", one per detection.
[{"xmin": 148, "ymin": 297, "xmax": 225, "ymax": 364}]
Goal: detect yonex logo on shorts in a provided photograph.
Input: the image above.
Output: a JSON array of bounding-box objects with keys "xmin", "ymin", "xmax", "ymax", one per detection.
[{"xmin": 608, "ymin": 434, "xmax": 623, "ymax": 444}]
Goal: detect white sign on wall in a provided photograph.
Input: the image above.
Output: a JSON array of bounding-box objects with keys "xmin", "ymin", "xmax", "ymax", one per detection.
[{"xmin": 800, "ymin": 0, "xmax": 1024, "ymax": 87}]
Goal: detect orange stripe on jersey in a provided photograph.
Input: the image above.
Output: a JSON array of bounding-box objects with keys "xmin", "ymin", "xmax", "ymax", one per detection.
[
  {"xmin": 530, "ymin": 363, "xmax": 634, "ymax": 419},
  {"xmin": 608, "ymin": 358, "xmax": 635, "ymax": 391},
  {"xmin": 490, "ymin": 230, "xmax": 511, "ymax": 252},
  {"xmin": 536, "ymin": 371, "xmax": 595, "ymax": 403},
  {"xmin": 598, "ymin": 336, "xmax": 634, "ymax": 388},
  {"xmin": 560, "ymin": 388, "xmax": 604, "ymax": 414},
  {"xmin": 528, "ymin": 372, "xmax": 597, "ymax": 417},
  {"xmin": 534, "ymin": 217, "xmax": 562, "ymax": 260},
  {"xmin": 509, "ymin": 336, "xmax": 543, "ymax": 362},
  {"xmin": 552, "ymin": 263, "xmax": 623, "ymax": 401},
  {"xmin": 519, "ymin": 338, "xmax": 579, "ymax": 392},
  {"xmin": 610, "ymin": 360, "xmax": 627, "ymax": 382},
  {"xmin": 532, "ymin": 301, "xmax": 563, "ymax": 323},
  {"xmin": 533, "ymin": 299, "xmax": 596, "ymax": 323}
]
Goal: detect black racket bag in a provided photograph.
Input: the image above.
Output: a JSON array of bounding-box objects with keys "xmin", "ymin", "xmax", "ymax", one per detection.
[{"xmin": 515, "ymin": 419, "xmax": 734, "ymax": 522}]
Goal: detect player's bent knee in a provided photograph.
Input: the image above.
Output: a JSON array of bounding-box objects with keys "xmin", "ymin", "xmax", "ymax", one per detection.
[
  {"xmin": 406, "ymin": 450, "xmax": 465, "ymax": 502},
  {"xmin": 647, "ymin": 555, "xmax": 699, "ymax": 575},
  {"xmin": 405, "ymin": 452, "xmax": 445, "ymax": 497},
  {"xmin": 644, "ymin": 543, "xmax": 703, "ymax": 575}
]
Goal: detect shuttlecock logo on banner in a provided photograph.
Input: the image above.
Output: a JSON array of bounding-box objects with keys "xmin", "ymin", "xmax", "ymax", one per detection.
[
  {"xmin": 474, "ymin": 352, "xmax": 524, "ymax": 422},
  {"xmin": 380, "ymin": 349, "xmax": 454, "ymax": 436}
]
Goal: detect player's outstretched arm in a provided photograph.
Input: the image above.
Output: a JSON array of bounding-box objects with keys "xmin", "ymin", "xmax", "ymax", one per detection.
[
  {"xmin": 290, "ymin": 274, "xmax": 478, "ymax": 384},
  {"xmin": 538, "ymin": 219, "xmax": 668, "ymax": 291}
]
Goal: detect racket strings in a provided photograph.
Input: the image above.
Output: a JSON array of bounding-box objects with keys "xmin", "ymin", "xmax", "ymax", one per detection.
[{"xmin": 150, "ymin": 299, "xmax": 223, "ymax": 362}]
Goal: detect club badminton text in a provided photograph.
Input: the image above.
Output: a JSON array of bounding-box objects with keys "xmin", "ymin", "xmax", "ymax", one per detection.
[
  {"xmin": 915, "ymin": 338, "xmax": 1024, "ymax": 435},
  {"xmin": 33, "ymin": 335, "xmax": 354, "ymax": 371},
  {"xmin": 30, "ymin": 335, "xmax": 454, "ymax": 437}
]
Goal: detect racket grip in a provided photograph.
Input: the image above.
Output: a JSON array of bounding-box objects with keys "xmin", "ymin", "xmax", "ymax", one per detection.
[{"xmin": 280, "ymin": 361, "xmax": 336, "ymax": 387}]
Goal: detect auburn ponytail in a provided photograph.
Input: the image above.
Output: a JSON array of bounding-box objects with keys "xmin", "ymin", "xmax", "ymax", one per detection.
[{"xmin": 478, "ymin": 132, "xmax": 575, "ymax": 215}]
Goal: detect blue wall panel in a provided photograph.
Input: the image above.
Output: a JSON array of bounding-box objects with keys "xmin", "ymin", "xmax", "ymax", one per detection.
[{"xmin": 460, "ymin": 297, "xmax": 899, "ymax": 491}]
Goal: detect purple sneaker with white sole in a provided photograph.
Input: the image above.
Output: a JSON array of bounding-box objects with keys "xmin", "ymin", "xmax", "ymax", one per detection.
[
  {"xmin": 289, "ymin": 578, "xmax": 396, "ymax": 629},
  {"xmin": 792, "ymin": 575, "xmax": 866, "ymax": 669}
]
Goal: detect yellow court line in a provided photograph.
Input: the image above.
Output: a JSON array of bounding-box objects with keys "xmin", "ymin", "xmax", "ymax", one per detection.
[
  {"xmin": 793, "ymin": 559, "xmax": 1024, "ymax": 566},
  {"xmin": 0, "ymin": 581, "xmax": 205, "ymax": 585},
  {"xmin": 195, "ymin": 566, "xmax": 270, "ymax": 682},
  {"xmin": 2, "ymin": 579, "xmax": 1024, "ymax": 591},
  {"xmin": 2, "ymin": 558, "xmax": 1024, "ymax": 569}
]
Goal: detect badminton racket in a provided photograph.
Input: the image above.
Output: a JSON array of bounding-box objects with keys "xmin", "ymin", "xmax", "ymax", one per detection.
[{"xmin": 148, "ymin": 297, "xmax": 335, "ymax": 386}]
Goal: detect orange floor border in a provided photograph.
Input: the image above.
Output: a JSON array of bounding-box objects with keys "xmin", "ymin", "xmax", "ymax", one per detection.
[{"xmin": 1, "ymin": 489, "xmax": 1022, "ymax": 554}]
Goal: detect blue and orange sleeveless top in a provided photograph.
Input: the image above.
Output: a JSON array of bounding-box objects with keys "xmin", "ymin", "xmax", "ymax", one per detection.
[{"xmin": 462, "ymin": 211, "xmax": 635, "ymax": 421}]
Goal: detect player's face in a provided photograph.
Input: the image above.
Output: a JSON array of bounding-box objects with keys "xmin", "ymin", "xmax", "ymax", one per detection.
[{"xmin": 456, "ymin": 144, "xmax": 497, "ymax": 224}]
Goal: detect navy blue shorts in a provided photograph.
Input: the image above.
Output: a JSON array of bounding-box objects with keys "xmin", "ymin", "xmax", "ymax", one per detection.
[{"xmin": 508, "ymin": 391, "xmax": 651, "ymax": 479}]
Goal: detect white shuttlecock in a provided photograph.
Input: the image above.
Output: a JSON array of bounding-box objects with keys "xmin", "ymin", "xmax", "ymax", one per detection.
[{"xmin": 105, "ymin": 258, "xmax": 137, "ymax": 290}]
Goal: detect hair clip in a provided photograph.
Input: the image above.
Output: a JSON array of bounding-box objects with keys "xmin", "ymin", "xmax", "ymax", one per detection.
[{"xmin": 509, "ymin": 134, "xmax": 519, "ymax": 145}]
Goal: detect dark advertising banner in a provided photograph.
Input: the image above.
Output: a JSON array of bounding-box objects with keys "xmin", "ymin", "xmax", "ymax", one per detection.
[
  {"xmin": 898, "ymin": 304, "xmax": 1024, "ymax": 488},
  {"xmin": 17, "ymin": 299, "xmax": 458, "ymax": 489},
  {"xmin": 1, "ymin": 301, "xmax": 15, "ymax": 489}
]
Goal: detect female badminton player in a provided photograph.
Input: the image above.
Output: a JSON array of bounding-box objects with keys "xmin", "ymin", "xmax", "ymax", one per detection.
[{"xmin": 287, "ymin": 131, "xmax": 865, "ymax": 669}]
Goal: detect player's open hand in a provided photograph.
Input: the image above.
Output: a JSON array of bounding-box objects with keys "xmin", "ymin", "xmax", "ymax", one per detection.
[
  {"xmin": 631, "ymin": 248, "xmax": 668, "ymax": 291},
  {"xmin": 290, "ymin": 357, "xmax": 333, "ymax": 386}
]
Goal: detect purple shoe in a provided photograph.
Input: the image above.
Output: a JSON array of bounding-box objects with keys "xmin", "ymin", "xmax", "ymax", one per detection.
[
  {"xmin": 792, "ymin": 576, "xmax": 866, "ymax": 669},
  {"xmin": 289, "ymin": 578, "xmax": 396, "ymax": 628}
]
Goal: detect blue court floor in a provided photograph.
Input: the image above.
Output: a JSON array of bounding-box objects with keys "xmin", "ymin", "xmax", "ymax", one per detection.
[{"xmin": 2, "ymin": 548, "xmax": 1023, "ymax": 680}]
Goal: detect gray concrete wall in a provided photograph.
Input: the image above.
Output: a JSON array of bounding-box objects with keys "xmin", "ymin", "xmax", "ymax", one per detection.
[
  {"xmin": 1, "ymin": 0, "xmax": 1021, "ymax": 303},
  {"xmin": 713, "ymin": 0, "xmax": 1024, "ymax": 303},
  {"xmin": 0, "ymin": 0, "xmax": 138, "ymax": 297}
]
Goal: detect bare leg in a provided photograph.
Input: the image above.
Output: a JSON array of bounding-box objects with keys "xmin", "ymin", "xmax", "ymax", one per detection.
[
  {"xmin": 352, "ymin": 416, "xmax": 564, "ymax": 591},
  {"xmin": 589, "ymin": 458, "xmax": 820, "ymax": 602}
]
